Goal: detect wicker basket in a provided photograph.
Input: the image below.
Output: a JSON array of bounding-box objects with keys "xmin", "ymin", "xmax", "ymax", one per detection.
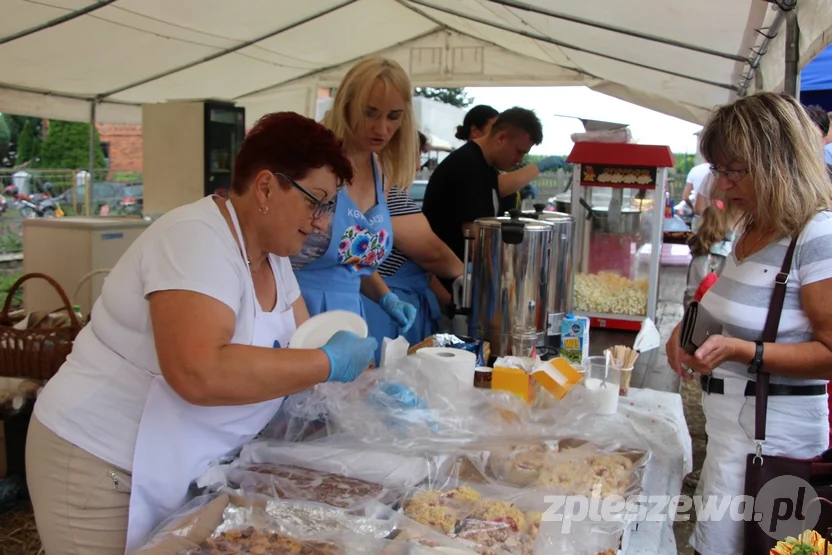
[{"xmin": 0, "ymin": 273, "xmax": 83, "ymax": 380}]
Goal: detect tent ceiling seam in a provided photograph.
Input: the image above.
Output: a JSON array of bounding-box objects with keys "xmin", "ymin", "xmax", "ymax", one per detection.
[
  {"xmin": 0, "ymin": 0, "xmax": 118, "ymax": 46},
  {"xmin": 405, "ymin": 0, "xmax": 740, "ymax": 92},
  {"xmin": 96, "ymin": 0, "xmax": 359, "ymax": 99},
  {"xmin": 87, "ymin": 4, "xmax": 334, "ymax": 69},
  {"xmin": 232, "ymin": 28, "xmax": 443, "ymax": 101},
  {"xmin": 0, "ymin": 81, "xmax": 139, "ymax": 106},
  {"xmin": 14, "ymin": 0, "xmax": 331, "ymax": 68},
  {"xmin": 399, "ymin": 0, "xmax": 599, "ymax": 82},
  {"xmin": 485, "ymin": 0, "xmax": 749, "ymax": 63},
  {"xmin": 473, "ymin": 0, "xmax": 586, "ymax": 76}
]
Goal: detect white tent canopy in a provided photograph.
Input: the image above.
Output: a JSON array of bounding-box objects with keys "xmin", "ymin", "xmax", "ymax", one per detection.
[{"xmin": 1, "ymin": 0, "xmax": 831, "ymax": 126}]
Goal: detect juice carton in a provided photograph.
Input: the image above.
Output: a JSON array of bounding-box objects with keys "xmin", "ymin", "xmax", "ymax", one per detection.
[
  {"xmin": 492, "ymin": 356, "xmax": 583, "ymax": 403},
  {"xmin": 560, "ymin": 313, "xmax": 590, "ymax": 365}
]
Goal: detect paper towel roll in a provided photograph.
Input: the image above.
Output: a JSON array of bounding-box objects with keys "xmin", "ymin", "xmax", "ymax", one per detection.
[{"xmin": 416, "ymin": 347, "xmax": 477, "ymax": 391}]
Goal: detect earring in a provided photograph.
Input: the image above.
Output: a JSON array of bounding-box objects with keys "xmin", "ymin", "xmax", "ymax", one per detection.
[{"xmin": 259, "ymin": 206, "xmax": 269, "ymax": 215}]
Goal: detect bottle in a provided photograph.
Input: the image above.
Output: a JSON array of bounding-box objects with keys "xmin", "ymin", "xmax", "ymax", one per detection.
[{"xmin": 664, "ymin": 191, "xmax": 672, "ymax": 218}]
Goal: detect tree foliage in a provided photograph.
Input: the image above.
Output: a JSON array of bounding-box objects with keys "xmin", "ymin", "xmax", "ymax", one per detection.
[
  {"xmin": 414, "ymin": 87, "xmax": 474, "ymax": 108},
  {"xmin": 0, "ymin": 114, "xmax": 44, "ymax": 167},
  {"xmin": 39, "ymin": 121, "xmax": 106, "ymax": 169},
  {"xmin": 674, "ymin": 153, "xmax": 696, "ymax": 175},
  {"xmin": 16, "ymin": 120, "xmax": 36, "ymax": 164},
  {"xmin": 0, "ymin": 116, "xmax": 10, "ymax": 163}
]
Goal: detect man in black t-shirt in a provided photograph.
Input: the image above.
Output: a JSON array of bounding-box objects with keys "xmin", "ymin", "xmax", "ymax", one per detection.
[{"xmin": 422, "ymin": 107, "xmax": 544, "ymax": 261}]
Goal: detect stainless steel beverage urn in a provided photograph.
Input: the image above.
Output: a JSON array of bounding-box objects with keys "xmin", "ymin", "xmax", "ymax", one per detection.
[
  {"xmin": 524, "ymin": 204, "xmax": 576, "ymax": 353},
  {"xmin": 468, "ymin": 209, "xmax": 554, "ymax": 357}
]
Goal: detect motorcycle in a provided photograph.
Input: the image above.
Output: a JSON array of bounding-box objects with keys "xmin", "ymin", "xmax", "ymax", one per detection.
[{"xmin": 4, "ymin": 183, "xmax": 63, "ymax": 218}]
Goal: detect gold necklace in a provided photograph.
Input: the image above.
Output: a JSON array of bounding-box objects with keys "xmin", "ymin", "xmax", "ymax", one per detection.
[{"xmin": 737, "ymin": 226, "xmax": 771, "ymax": 261}]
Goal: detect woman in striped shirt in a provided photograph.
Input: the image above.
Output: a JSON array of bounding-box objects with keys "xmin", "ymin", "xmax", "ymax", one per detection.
[{"xmin": 666, "ymin": 92, "xmax": 832, "ymax": 555}]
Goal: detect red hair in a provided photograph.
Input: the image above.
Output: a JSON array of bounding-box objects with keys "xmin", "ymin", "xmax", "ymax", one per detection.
[{"xmin": 231, "ymin": 112, "xmax": 353, "ymax": 194}]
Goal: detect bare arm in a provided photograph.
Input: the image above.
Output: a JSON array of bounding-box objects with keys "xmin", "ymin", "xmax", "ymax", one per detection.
[
  {"xmin": 498, "ymin": 165, "xmax": 541, "ymax": 197},
  {"xmin": 360, "ymin": 272, "xmax": 392, "ymax": 303},
  {"xmin": 682, "ymin": 182, "xmax": 694, "ymax": 206},
  {"xmin": 292, "ymin": 295, "xmax": 310, "ymax": 327},
  {"xmin": 728, "ymin": 280, "xmax": 832, "ymax": 378},
  {"xmin": 429, "ymin": 275, "xmax": 452, "ymax": 308},
  {"xmin": 694, "ymin": 193, "xmax": 707, "ymax": 216},
  {"xmin": 150, "ymin": 290, "xmax": 329, "ymax": 407},
  {"xmin": 393, "ymin": 213, "xmax": 463, "ymax": 279}
]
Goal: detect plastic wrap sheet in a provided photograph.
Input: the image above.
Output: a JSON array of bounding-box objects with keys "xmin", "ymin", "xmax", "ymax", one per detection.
[
  {"xmin": 614, "ymin": 388, "xmax": 692, "ymax": 555},
  {"xmin": 400, "ymin": 485, "xmax": 541, "ymax": 555},
  {"xmin": 134, "ymin": 491, "xmax": 477, "ymax": 555},
  {"xmin": 440, "ymin": 437, "xmax": 650, "ymax": 507},
  {"xmin": 224, "ymin": 463, "xmax": 400, "ymax": 508},
  {"xmin": 0, "ymin": 377, "xmax": 42, "ymax": 417},
  {"xmin": 236, "ymin": 436, "xmax": 443, "ymax": 490},
  {"xmin": 260, "ymin": 349, "xmax": 593, "ymax": 449}
]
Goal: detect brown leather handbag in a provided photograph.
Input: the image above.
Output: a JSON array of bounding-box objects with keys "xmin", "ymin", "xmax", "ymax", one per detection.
[{"xmin": 743, "ymin": 236, "xmax": 832, "ymax": 553}]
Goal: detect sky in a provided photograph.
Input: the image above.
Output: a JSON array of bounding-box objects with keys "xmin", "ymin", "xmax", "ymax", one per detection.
[{"xmin": 464, "ymin": 86, "xmax": 703, "ymax": 156}]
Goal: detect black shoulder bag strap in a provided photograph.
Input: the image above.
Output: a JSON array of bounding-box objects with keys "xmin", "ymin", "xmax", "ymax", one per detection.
[{"xmin": 753, "ymin": 235, "xmax": 800, "ymax": 458}]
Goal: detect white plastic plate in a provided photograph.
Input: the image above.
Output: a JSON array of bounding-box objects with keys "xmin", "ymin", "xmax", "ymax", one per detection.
[{"xmin": 288, "ymin": 310, "xmax": 368, "ymax": 349}]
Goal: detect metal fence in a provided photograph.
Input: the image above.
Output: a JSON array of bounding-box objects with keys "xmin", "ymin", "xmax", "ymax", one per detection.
[{"xmin": 0, "ymin": 168, "xmax": 142, "ymax": 195}]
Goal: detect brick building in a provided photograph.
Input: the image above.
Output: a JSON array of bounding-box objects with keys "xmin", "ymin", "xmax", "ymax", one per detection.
[{"xmin": 96, "ymin": 123, "xmax": 143, "ymax": 173}]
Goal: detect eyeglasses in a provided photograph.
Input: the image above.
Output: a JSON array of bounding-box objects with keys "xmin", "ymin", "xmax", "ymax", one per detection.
[
  {"xmin": 274, "ymin": 172, "xmax": 335, "ymax": 219},
  {"xmin": 709, "ymin": 166, "xmax": 749, "ymax": 182}
]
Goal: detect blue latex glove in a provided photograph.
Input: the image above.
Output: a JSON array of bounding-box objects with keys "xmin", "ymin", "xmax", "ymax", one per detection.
[
  {"xmin": 535, "ymin": 156, "xmax": 562, "ymax": 173},
  {"xmin": 320, "ymin": 330, "xmax": 378, "ymax": 383},
  {"xmin": 368, "ymin": 380, "xmax": 441, "ymax": 434},
  {"xmin": 379, "ymin": 293, "xmax": 417, "ymax": 333}
]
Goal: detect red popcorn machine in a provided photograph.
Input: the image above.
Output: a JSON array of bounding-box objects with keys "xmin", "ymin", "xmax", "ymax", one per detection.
[{"xmin": 560, "ymin": 142, "xmax": 674, "ymax": 330}]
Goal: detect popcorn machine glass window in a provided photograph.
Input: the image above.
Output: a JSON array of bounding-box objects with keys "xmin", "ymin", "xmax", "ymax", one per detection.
[{"xmin": 565, "ymin": 143, "xmax": 674, "ymax": 331}]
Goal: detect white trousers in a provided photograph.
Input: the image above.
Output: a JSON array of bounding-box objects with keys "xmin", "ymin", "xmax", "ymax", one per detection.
[{"xmin": 692, "ymin": 376, "xmax": 828, "ymax": 555}]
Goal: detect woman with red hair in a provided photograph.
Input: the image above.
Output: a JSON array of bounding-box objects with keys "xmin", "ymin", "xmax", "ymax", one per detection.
[{"xmin": 25, "ymin": 112, "xmax": 378, "ymax": 555}]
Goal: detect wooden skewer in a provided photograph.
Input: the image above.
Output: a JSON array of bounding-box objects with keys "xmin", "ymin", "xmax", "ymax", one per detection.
[
  {"xmin": 626, "ymin": 349, "xmax": 639, "ymax": 368},
  {"xmin": 609, "ymin": 344, "xmax": 640, "ymax": 369}
]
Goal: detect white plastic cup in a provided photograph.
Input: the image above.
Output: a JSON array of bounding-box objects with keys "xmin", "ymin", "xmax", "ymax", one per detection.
[{"xmin": 582, "ymin": 356, "xmax": 620, "ymax": 415}]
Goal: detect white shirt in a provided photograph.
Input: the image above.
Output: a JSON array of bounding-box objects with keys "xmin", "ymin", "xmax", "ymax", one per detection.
[
  {"xmin": 696, "ymin": 174, "xmax": 715, "ymax": 206},
  {"xmin": 685, "ymin": 163, "xmax": 710, "ymax": 203},
  {"xmin": 34, "ymin": 196, "xmax": 300, "ymax": 471}
]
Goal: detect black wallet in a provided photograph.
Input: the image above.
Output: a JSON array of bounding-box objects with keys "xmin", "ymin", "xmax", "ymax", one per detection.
[{"xmin": 679, "ymin": 301, "xmax": 723, "ymax": 355}]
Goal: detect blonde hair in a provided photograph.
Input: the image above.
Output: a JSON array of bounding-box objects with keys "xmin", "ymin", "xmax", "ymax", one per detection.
[
  {"xmin": 322, "ymin": 57, "xmax": 417, "ymax": 191},
  {"xmin": 689, "ymin": 204, "xmax": 730, "ymax": 257},
  {"xmin": 699, "ymin": 92, "xmax": 832, "ymax": 237}
]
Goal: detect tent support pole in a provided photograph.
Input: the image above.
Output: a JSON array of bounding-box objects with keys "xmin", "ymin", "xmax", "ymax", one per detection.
[
  {"xmin": 86, "ymin": 101, "xmax": 96, "ymax": 217},
  {"xmin": 784, "ymin": 10, "xmax": 800, "ymax": 97}
]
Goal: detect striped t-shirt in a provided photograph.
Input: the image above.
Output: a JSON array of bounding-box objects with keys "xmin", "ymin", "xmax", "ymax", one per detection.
[
  {"xmin": 378, "ymin": 186, "xmax": 421, "ymax": 277},
  {"xmin": 700, "ymin": 211, "xmax": 832, "ymax": 385}
]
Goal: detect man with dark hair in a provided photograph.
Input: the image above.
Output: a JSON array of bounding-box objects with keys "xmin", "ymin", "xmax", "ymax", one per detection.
[
  {"xmin": 490, "ymin": 107, "xmax": 544, "ymax": 144},
  {"xmin": 422, "ymin": 107, "xmax": 554, "ymax": 263}
]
